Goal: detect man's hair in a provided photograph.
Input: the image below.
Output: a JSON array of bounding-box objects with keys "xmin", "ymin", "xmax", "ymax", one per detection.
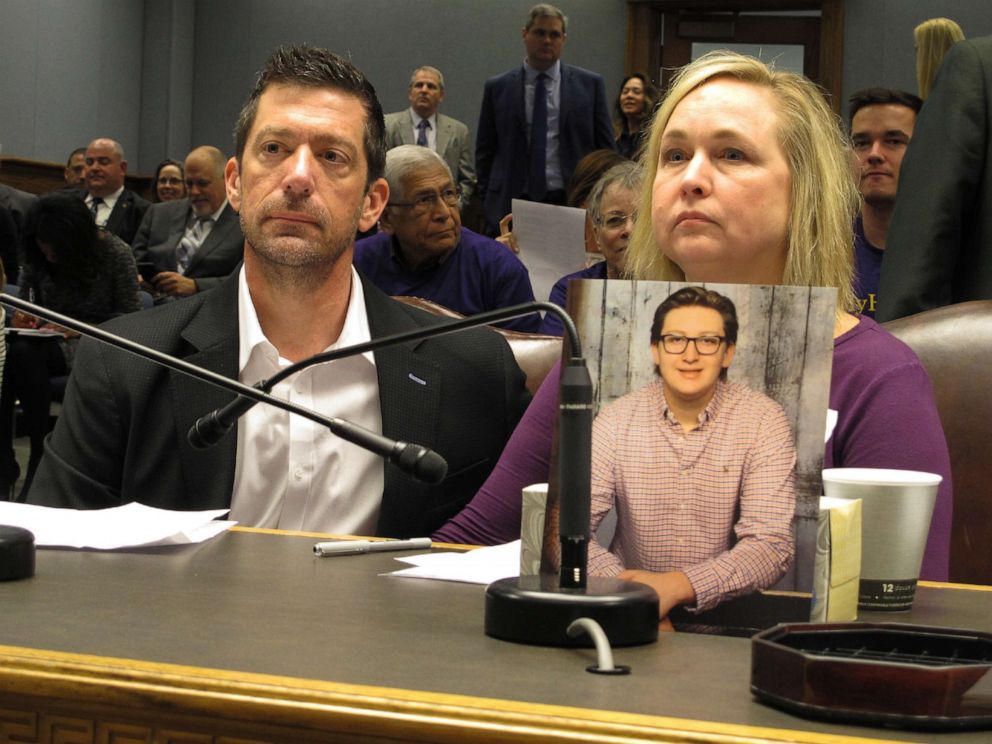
[
  {"xmin": 525, "ymin": 3, "xmax": 567, "ymax": 33},
  {"xmin": 650, "ymin": 286, "xmax": 738, "ymax": 379},
  {"xmin": 233, "ymin": 44, "xmax": 386, "ymax": 188},
  {"xmin": 87, "ymin": 138, "xmax": 125, "ymax": 160},
  {"xmin": 383, "ymin": 145, "xmax": 452, "ymax": 203},
  {"xmin": 587, "ymin": 161, "xmax": 642, "ymax": 222},
  {"xmin": 410, "ymin": 66, "xmax": 445, "ymax": 91},
  {"xmin": 66, "ymin": 147, "xmax": 86, "ymax": 167},
  {"xmin": 847, "ymin": 88, "xmax": 922, "ymax": 127},
  {"xmin": 915, "ymin": 18, "xmax": 965, "ymax": 99},
  {"xmin": 626, "ymin": 50, "xmax": 860, "ymax": 313}
]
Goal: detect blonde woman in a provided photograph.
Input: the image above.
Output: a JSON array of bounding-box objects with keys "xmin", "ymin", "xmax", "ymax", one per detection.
[
  {"xmin": 915, "ymin": 17, "xmax": 965, "ymax": 99},
  {"xmin": 434, "ymin": 52, "xmax": 952, "ymax": 587}
]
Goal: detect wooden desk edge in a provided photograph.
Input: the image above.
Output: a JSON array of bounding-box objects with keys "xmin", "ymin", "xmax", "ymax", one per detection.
[{"xmin": 0, "ymin": 644, "xmax": 906, "ymax": 744}]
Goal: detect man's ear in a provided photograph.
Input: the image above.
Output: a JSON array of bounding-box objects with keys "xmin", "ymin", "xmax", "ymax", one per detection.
[
  {"xmin": 359, "ymin": 177, "xmax": 389, "ymax": 233},
  {"xmin": 225, "ymin": 157, "xmax": 241, "ymax": 212}
]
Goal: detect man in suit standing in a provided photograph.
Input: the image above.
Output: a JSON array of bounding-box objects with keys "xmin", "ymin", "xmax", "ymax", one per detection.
[
  {"xmin": 132, "ymin": 146, "xmax": 244, "ymax": 299},
  {"xmin": 475, "ymin": 3, "xmax": 615, "ymax": 235},
  {"xmin": 384, "ymin": 66, "xmax": 476, "ymax": 209},
  {"xmin": 76, "ymin": 137, "xmax": 149, "ymax": 246},
  {"xmin": 27, "ymin": 45, "xmax": 530, "ymax": 540},
  {"xmin": 878, "ymin": 36, "xmax": 992, "ymax": 320}
]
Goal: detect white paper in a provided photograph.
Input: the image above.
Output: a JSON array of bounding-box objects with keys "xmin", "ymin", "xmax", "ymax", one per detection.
[
  {"xmin": 6, "ymin": 328, "xmax": 65, "ymax": 338},
  {"xmin": 0, "ymin": 501, "xmax": 235, "ymax": 549},
  {"xmin": 385, "ymin": 540, "xmax": 521, "ymax": 584},
  {"xmin": 510, "ymin": 199, "xmax": 588, "ymax": 304}
]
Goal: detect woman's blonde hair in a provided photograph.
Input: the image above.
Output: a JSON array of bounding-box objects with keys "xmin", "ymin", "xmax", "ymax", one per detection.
[
  {"xmin": 915, "ymin": 18, "xmax": 965, "ymax": 99},
  {"xmin": 626, "ymin": 51, "xmax": 859, "ymax": 312}
]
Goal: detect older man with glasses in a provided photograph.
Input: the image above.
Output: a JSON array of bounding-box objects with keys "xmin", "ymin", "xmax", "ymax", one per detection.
[{"xmin": 354, "ymin": 145, "xmax": 540, "ymax": 332}]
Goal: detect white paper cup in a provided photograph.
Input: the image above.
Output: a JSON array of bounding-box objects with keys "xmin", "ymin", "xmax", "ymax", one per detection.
[{"xmin": 822, "ymin": 468, "xmax": 941, "ymax": 611}]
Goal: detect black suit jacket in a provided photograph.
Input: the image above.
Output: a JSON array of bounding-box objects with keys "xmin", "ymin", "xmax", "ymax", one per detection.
[
  {"xmin": 0, "ymin": 183, "xmax": 37, "ymax": 233},
  {"xmin": 69, "ymin": 187, "xmax": 150, "ymax": 246},
  {"xmin": 475, "ymin": 62, "xmax": 616, "ymax": 232},
  {"xmin": 26, "ymin": 272, "xmax": 531, "ymax": 537},
  {"xmin": 132, "ymin": 199, "xmax": 244, "ymax": 291},
  {"xmin": 878, "ymin": 36, "xmax": 992, "ymax": 320}
]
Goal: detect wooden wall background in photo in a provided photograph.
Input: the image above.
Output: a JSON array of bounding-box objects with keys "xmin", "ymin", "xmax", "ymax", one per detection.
[{"xmin": 567, "ymin": 280, "xmax": 836, "ymax": 598}]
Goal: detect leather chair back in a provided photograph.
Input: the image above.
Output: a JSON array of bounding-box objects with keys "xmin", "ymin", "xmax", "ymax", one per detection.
[{"xmin": 884, "ymin": 301, "xmax": 992, "ymax": 584}]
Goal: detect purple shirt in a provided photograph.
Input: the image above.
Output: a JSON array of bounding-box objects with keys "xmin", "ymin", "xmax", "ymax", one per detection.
[
  {"xmin": 853, "ymin": 215, "xmax": 882, "ymax": 318},
  {"xmin": 433, "ymin": 316, "xmax": 953, "ymax": 583},
  {"xmin": 354, "ymin": 227, "xmax": 540, "ymax": 333},
  {"xmin": 540, "ymin": 261, "xmax": 608, "ymax": 336}
]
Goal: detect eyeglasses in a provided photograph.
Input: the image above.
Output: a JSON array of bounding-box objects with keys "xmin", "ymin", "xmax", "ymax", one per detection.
[
  {"xmin": 595, "ymin": 212, "xmax": 636, "ymax": 231},
  {"xmin": 659, "ymin": 334, "xmax": 726, "ymax": 355},
  {"xmin": 158, "ymin": 176, "xmax": 183, "ymax": 185},
  {"xmin": 390, "ymin": 188, "xmax": 461, "ymax": 216}
]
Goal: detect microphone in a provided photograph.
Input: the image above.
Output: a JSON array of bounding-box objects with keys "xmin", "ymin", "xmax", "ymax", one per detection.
[{"xmin": 0, "ymin": 294, "xmax": 448, "ymax": 484}]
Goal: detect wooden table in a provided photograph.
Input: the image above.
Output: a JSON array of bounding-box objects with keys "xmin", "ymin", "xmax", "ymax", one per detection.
[{"xmin": 1, "ymin": 527, "xmax": 989, "ymax": 743}]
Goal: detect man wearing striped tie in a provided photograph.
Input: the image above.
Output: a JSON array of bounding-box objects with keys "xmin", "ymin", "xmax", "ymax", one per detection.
[
  {"xmin": 75, "ymin": 138, "xmax": 149, "ymax": 246},
  {"xmin": 132, "ymin": 146, "xmax": 244, "ymax": 300}
]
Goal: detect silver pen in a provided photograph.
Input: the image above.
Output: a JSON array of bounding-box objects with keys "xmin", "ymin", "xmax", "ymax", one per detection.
[{"xmin": 313, "ymin": 537, "xmax": 432, "ymax": 557}]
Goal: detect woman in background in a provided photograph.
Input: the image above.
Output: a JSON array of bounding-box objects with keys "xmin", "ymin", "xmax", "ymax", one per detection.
[
  {"xmin": 540, "ymin": 161, "xmax": 640, "ymax": 335},
  {"xmin": 915, "ymin": 17, "xmax": 965, "ymax": 99},
  {"xmin": 152, "ymin": 158, "xmax": 187, "ymax": 202},
  {"xmin": 0, "ymin": 195, "xmax": 140, "ymax": 498},
  {"xmin": 614, "ymin": 73, "xmax": 658, "ymax": 159}
]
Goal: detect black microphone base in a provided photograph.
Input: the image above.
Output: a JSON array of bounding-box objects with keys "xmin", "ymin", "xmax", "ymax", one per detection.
[{"xmin": 484, "ymin": 575, "xmax": 659, "ymax": 647}]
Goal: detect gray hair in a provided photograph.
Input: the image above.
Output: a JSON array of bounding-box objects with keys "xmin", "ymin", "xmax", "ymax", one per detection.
[
  {"xmin": 526, "ymin": 3, "xmax": 567, "ymax": 33},
  {"xmin": 384, "ymin": 145, "xmax": 452, "ymax": 202},
  {"xmin": 410, "ymin": 66, "xmax": 445, "ymax": 90},
  {"xmin": 587, "ymin": 161, "xmax": 642, "ymax": 220}
]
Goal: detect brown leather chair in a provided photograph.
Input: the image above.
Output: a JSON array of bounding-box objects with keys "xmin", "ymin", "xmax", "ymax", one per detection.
[
  {"xmin": 883, "ymin": 301, "xmax": 992, "ymax": 585},
  {"xmin": 393, "ymin": 296, "xmax": 562, "ymax": 396}
]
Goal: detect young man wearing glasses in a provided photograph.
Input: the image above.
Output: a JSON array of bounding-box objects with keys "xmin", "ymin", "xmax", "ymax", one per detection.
[
  {"xmin": 354, "ymin": 145, "xmax": 540, "ymax": 332},
  {"xmin": 587, "ymin": 286, "xmax": 797, "ymax": 626}
]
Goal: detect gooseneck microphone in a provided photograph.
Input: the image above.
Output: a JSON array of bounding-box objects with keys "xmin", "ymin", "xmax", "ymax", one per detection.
[{"xmin": 0, "ymin": 294, "xmax": 449, "ymax": 484}]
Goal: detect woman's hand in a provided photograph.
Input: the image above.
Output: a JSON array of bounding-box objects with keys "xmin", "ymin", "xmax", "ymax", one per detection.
[
  {"xmin": 11, "ymin": 310, "xmax": 40, "ymax": 329},
  {"xmin": 495, "ymin": 213, "xmax": 520, "ymax": 254}
]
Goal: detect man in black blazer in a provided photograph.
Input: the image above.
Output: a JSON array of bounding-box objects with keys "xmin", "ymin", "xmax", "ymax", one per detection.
[
  {"xmin": 132, "ymin": 146, "xmax": 244, "ymax": 298},
  {"xmin": 878, "ymin": 36, "xmax": 992, "ymax": 320},
  {"xmin": 73, "ymin": 138, "xmax": 149, "ymax": 246},
  {"xmin": 475, "ymin": 3, "xmax": 615, "ymax": 234},
  {"xmin": 26, "ymin": 45, "xmax": 530, "ymax": 539}
]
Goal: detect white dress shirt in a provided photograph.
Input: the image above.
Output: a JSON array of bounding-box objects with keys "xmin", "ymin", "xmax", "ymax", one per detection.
[
  {"xmin": 230, "ymin": 266, "xmax": 384, "ymax": 534},
  {"xmin": 87, "ymin": 185, "xmax": 123, "ymax": 228}
]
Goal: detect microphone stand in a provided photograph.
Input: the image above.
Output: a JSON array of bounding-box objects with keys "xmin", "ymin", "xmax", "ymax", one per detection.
[{"xmin": 3, "ymin": 293, "xmax": 659, "ymax": 646}]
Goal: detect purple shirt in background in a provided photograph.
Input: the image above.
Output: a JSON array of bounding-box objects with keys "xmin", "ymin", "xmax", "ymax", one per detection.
[
  {"xmin": 354, "ymin": 227, "xmax": 541, "ymax": 333},
  {"xmin": 540, "ymin": 261, "xmax": 608, "ymax": 336},
  {"xmin": 433, "ymin": 316, "xmax": 953, "ymax": 583},
  {"xmin": 853, "ymin": 215, "xmax": 883, "ymax": 318}
]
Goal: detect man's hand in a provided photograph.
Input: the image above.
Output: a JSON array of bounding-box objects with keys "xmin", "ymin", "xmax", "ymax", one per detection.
[
  {"xmin": 152, "ymin": 272, "xmax": 198, "ymax": 297},
  {"xmin": 11, "ymin": 310, "xmax": 40, "ymax": 329},
  {"xmin": 618, "ymin": 569, "xmax": 696, "ymax": 623}
]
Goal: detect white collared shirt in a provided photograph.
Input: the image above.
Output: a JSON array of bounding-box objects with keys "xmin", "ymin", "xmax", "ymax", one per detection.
[
  {"xmin": 229, "ymin": 266, "xmax": 384, "ymax": 535},
  {"xmin": 87, "ymin": 185, "xmax": 124, "ymax": 228},
  {"xmin": 187, "ymin": 198, "xmax": 228, "ymax": 241},
  {"xmin": 409, "ymin": 109, "xmax": 438, "ymax": 150}
]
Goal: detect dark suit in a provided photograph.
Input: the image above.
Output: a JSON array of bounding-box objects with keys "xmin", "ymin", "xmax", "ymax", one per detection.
[
  {"xmin": 26, "ymin": 272, "xmax": 530, "ymax": 538},
  {"xmin": 0, "ymin": 183, "xmax": 37, "ymax": 233},
  {"xmin": 69, "ymin": 187, "xmax": 150, "ymax": 246},
  {"xmin": 132, "ymin": 199, "xmax": 244, "ymax": 291},
  {"xmin": 475, "ymin": 63, "xmax": 615, "ymax": 233},
  {"xmin": 878, "ymin": 36, "xmax": 992, "ymax": 321},
  {"xmin": 384, "ymin": 110, "xmax": 477, "ymax": 204}
]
